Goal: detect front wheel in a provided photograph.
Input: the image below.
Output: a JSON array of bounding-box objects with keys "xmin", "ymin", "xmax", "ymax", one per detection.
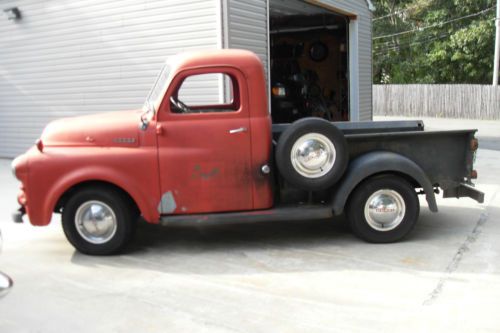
[
  {"xmin": 62, "ymin": 187, "xmax": 137, "ymax": 255},
  {"xmin": 346, "ymin": 175, "xmax": 420, "ymax": 243}
]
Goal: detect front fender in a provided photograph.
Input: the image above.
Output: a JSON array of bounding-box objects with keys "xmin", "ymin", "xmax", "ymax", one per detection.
[
  {"xmin": 24, "ymin": 146, "xmax": 161, "ymax": 226},
  {"xmin": 332, "ymin": 151, "xmax": 438, "ymax": 215},
  {"xmin": 40, "ymin": 166, "xmax": 160, "ymax": 225}
]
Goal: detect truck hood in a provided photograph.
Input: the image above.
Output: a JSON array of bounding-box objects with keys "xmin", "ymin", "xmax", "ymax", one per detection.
[{"xmin": 41, "ymin": 110, "xmax": 141, "ymax": 147}]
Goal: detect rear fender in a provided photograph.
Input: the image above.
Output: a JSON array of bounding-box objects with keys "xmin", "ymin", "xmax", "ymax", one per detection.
[{"xmin": 332, "ymin": 151, "xmax": 438, "ymax": 215}]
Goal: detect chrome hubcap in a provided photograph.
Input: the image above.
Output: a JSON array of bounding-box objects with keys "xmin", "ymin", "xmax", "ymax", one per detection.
[
  {"xmin": 364, "ymin": 190, "xmax": 406, "ymax": 231},
  {"xmin": 75, "ymin": 201, "xmax": 117, "ymax": 244},
  {"xmin": 291, "ymin": 133, "xmax": 336, "ymax": 178}
]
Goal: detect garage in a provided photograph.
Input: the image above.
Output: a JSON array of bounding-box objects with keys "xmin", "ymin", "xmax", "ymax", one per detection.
[
  {"xmin": 0, "ymin": 0, "xmax": 374, "ymax": 157},
  {"xmin": 226, "ymin": 0, "xmax": 375, "ymax": 124},
  {"xmin": 269, "ymin": 1, "xmax": 350, "ymax": 123}
]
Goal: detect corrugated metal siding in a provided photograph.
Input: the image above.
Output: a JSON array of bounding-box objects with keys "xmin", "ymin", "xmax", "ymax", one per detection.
[
  {"xmin": 225, "ymin": 0, "xmax": 269, "ymax": 78},
  {"xmin": 0, "ymin": 0, "xmax": 220, "ymax": 158}
]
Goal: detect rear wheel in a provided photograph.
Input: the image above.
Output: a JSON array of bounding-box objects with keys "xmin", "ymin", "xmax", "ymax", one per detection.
[
  {"xmin": 346, "ymin": 175, "xmax": 419, "ymax": 243},
  {"xmin": 62, "ymin": 187, "xmax": 137, "ymax": 255}
]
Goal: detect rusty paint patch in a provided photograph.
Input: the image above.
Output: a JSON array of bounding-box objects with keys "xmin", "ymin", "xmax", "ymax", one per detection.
[
  {"xmin": 158, "ymin": 191, "xmax": 177, "ymax": 214},
  {"xmin": 192, "ymin": 165, "xmax": 220, "ymax": 180}
]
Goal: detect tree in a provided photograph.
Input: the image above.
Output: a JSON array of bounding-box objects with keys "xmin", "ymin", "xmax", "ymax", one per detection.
[{"xmin": 372, "ymin": 0, "xmax": 496, "ymax": 84}]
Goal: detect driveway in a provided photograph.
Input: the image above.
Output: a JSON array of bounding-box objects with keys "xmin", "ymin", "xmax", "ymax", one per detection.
[{"xmin": 1, "ymin": 117, "xmax": 499, "ymax": 332}]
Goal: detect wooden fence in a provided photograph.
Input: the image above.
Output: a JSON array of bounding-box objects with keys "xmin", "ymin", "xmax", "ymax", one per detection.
[{"xmin": 373, "ymin": 84, "xmax": 500, "ymax": 120}]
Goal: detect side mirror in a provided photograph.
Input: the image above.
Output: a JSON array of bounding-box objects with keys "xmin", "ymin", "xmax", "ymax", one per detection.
[
  {"xmin": 139, "ymin": 101, "xmax": 154, "ymax": 131},
  {"xmin": 139, "ymin": 117, "xmax": 149, "ymax": 131}
]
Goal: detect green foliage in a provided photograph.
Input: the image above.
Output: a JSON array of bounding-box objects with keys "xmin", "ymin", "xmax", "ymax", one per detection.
[{"xmin": 372, "ymin": 0, "xmax": 496, "ymax": 84}]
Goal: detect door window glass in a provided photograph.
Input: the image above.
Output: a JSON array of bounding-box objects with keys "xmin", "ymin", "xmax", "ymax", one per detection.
[{"xmin": 171, "ymin": 73, "xmax": 239, "ymax": 113}]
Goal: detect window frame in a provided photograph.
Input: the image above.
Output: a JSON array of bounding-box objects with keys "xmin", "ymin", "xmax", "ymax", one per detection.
[{"xmin": 169, "ymin": 69, "xmax": 242, "ymax": 114}]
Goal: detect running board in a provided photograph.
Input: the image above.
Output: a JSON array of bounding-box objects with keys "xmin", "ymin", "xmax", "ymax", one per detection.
[{"xmin": 160, "ymin": 205, "xmax": 334, "ymax": 227}]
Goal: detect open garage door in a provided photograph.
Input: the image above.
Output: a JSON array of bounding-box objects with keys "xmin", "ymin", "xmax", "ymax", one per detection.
[{"xmin": 269, "ymin": 0, "xmax": 350, "ymax": 123}]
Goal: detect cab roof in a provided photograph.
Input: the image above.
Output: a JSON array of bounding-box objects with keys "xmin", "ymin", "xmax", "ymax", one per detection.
[{"xmin": 167, "ymin": 49, "xmax": 264, "ymax": 74}]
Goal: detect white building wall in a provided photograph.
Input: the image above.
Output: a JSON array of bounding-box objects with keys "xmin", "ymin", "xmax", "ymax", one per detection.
[
  {"xmin": 0, "ymin": 0, "xmax": 220, "ymax": 157},
  {"xmin": 0, "ymin": 0, "xmax": 373, "ymax": 158},
  {"xmin": 224, "ymin": 0, "xmax": 269, "ymax": 76}
]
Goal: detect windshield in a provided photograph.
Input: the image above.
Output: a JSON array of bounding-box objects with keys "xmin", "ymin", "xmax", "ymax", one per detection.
[{"xmin": 144, "ymin": 63, "xmax": 172, "ymax": 113}]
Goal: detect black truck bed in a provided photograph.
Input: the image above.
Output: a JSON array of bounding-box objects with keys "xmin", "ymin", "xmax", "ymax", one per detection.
[
  {"xmin": 273, "ymin": 120, "xmax": 426, "ymax": 136},
  {"xmin": 272, "ymin": 120, "xmax": 478, "ymax": 193}
]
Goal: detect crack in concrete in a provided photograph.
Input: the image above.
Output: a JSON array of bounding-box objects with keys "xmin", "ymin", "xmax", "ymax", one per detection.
[
  {"xmin": 423, "ymin": 211, "xmax": 489, "ymax": 306},
  {"xmin": 423, "ymin": 190, "xmax": 497, "ymax": 306}
]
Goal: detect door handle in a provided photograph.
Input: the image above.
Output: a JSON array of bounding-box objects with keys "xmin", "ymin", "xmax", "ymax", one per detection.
[
  {"xmin": 156, "ymin": 123, "xmax": 164, "ymax": 135},
  {"xmin": 229, "ymin": 127, "xmax": 248, "ymax": 134}
]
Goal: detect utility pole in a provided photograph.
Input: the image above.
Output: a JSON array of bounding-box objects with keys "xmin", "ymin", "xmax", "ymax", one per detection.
[{"xmin": 494, "ymin": 0, "xmax": 500, "ymax": 85}]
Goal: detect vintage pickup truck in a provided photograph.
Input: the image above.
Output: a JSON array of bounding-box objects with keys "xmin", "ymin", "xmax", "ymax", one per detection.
[{"xmin": 12, "ymin": 50, "xmax": 484, "ymax": 255}]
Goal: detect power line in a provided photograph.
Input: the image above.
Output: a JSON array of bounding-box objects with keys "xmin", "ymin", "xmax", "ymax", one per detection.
[
  {"xmin": 375, "ymin": 33, "xmax": 452, "ymax": 54},
  {"xmin": 374, "ymin": 12, "xmax": 497, "ymax": 46},
  {"xmin": 374, "ymin": 33, "xmax": 453, "ymax": 55},
  {"xmin": 374, "ymin": 33, "xmax": 431, "ymax": 48},
  {"xmin": 374, "ymin": 33, "xmax": 451, "ymax": 52},
  {"xmin": 373, "ymin": 6, "xmax": 496, "ymax": 40},
  {"xmin": 372, "ymin": 9, "xmax": 407, "ymax": 22},
  {"xmin": 374, "ymin": 15, "xmax": 498, "ymax": 50},
  {"xmin": 373, "ymin": 23, "xmax": 467, "ymax": 51}
]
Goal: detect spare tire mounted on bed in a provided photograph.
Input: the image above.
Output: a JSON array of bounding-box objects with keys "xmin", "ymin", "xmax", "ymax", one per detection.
[{"xmin": 275, "ymin": 118, "xmax": 348, "ymax": 191}]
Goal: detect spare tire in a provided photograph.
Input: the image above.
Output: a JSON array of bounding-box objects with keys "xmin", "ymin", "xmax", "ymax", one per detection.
[{"xmin": 275, "ymin": 118, "xmax": 348, "ymax": 191}]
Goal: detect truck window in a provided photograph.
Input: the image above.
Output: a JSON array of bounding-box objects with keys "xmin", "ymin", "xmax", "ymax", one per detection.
[{"xmin": 172, "ymin": 73, "xmax": 239, "ymax": 113}]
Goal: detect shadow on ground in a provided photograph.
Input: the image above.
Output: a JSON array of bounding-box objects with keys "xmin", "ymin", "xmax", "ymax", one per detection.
[{"xmin": 69, "ymin": 203, "xmax": 491, "ymax": 276}]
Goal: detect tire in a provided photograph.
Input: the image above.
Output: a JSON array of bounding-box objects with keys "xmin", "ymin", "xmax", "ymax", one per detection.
[
  {"xmin": 346, "ymin": 175, "xmax": 419, "ymax": 243},
  {"xmin": 275, "ymin": 118, "xmax": 348, "ymax": 191},
  {"xmin": 62, "ymin": 186, "xmax": 138, "ymax": 255}
]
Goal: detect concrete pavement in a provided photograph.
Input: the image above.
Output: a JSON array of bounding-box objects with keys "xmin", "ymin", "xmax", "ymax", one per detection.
[{"xmin": 0, "ymin": 117, "xmax": 500, "ymax": 332}]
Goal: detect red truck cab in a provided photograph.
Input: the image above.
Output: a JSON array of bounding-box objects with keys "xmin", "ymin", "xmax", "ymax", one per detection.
[
  {"xmin": 12, "ymin": 49, "xmax": 483, "ymax": 255},
  {"xmin": 12, "ymin": 50, "xmax": 276, "ymax": 254}
]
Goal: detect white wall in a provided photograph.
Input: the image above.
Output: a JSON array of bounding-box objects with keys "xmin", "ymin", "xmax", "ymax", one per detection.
[
  {"xmin": 0, "ymin": 0, "xmax": 373, "ymax": 158},
  {"xmin": 0, "ymin": 0, "xmax": 220, "ymax": 157}
]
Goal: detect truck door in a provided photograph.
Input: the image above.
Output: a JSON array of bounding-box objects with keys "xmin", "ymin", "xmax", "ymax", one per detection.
[{"xmin": 156, "ymin": 67, "xmax": 253, "ymax": 215}]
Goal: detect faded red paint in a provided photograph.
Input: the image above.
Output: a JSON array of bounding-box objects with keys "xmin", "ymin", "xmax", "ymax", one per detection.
[{"xmin": 13, "ymin": 49, "xmax": 274, "ymax": 226}]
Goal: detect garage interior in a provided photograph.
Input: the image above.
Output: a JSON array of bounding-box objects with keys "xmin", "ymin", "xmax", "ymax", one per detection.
[{"xmin": 269, "ymin": 0, "xmax": 350, "ymax": 124}]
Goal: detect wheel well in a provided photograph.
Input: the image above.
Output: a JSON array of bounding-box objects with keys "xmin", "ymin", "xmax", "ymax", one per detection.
[
  {"xmin": 365, "ymin": 171, "xmax": 422, "ymax": 189},
  {"xmin": 54, "ymin": 181, "xmax": 140, "ymax": 216},
  {"xmin": 346, "ymin": 171, "xmax": 423, "ymax": 204}
]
